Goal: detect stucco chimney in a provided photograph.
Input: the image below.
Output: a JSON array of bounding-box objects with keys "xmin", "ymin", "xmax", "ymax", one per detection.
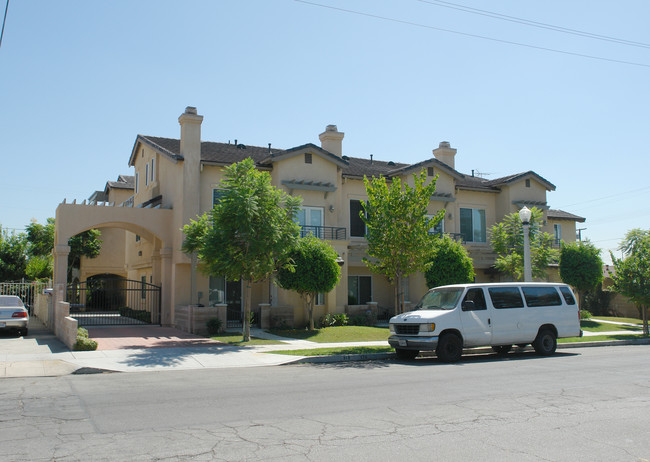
[
  {"xmin": 179, "ymin": 106, "xmax": 203, "ymax": 233},
  {"xmin": 432, "ymin": 141, "xmax": 457, "ymax": 169},
  {"xmin": 319, "ymin": 124, "xmax": 344, "ymax": 157},
  {"xmin": 179, "ymin": 106, "xmax": 203, "ymax": 161}
]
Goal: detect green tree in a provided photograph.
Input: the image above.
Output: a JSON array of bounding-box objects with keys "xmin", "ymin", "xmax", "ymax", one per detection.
[
  {"xmin": 610, "ymin": 229, "xmax": 650, "ymax": 335},
  {"xmin": 0, "ymin": 227, "xmax": 28, "ymax": 281},
  {"xmin": 182, "ymin": 158, "xmax": 301, "ymax": 341},
  {"xmin": 361, "ymin": 170, "xmax": 443, "ymax": 315},
  {"xmin": 489, "ymin": 207, "xmax": 558, "ymax": 280},
  {"xmin": 559, "ymin": 240, "xmax": 603, "ymax": 305},
  {"xmin": 276, "ymin": 236, "xmax": 341, "ymax": 330},
  {"xmin": 425, "ymin": 235, "xmax": 475, "ymax": 288},
  {"xmin": 25, "ymin": 218, "xmax": 102, "ymax": 281}
]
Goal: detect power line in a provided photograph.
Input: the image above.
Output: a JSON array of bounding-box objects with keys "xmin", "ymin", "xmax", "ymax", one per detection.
[
  {"xmin": 0, "ymin": 0, "xmax": 9, "ymax": 50},
  {"xmin": 415, "ymin": 0, "xmax": 650, "ymax": 49},
  {"xmin": 294, "ymin": 0, "xmax": 650, "ymax": 69},
  {"xmin": 555, "ymin": 186, "xmax": 650, "ymax": 209}
]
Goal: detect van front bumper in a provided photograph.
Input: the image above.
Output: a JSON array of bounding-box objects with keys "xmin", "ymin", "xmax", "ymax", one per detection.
[{"xmin": 388, "ymin": 335, "xmax": 439, "ymax": 350}]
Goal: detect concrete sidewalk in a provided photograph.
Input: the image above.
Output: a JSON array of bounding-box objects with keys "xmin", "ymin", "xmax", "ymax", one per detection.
[{"xmin": 1, "ymin": 318, "xmax": 648, "ymax": 378}]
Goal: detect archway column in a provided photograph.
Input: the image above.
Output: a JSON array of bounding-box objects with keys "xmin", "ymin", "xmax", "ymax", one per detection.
[
  {"xmin": 160, "ymin": 247, "xmax": 173, "ymax": 326},
  {"xmin": 53, "ymin": 244, "xmax": 70, "ymax": 301}
]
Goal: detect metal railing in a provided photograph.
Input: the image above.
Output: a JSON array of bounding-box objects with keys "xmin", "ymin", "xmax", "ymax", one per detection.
[{"xmin": 300, "ymin": 225, "xmax": 347, "ymax": 240}]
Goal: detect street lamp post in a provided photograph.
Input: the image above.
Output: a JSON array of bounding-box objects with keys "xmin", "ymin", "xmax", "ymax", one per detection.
[{"xmin": 519, "ymin": 206, "xmax": 533, "ymax": 282}]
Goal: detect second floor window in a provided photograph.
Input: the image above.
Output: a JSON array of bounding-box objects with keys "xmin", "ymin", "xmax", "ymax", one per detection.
[
  {"xmin": 296, "ymin": 206, "xmax": 324, "ymax": 238},
  {"xmin": 427, "ymin": 215, "xmax": 444, "ymax": 235},
  {"xmin": 213, "ymin": 189, "xmax": 226, "ymax": 207},
  {"xmin": 350, "ymin": 199, "xmax": 366, "ymax": 237},
  {"xmin": 460, "ymin": 208, "xmax": 486, "ymax": 243},
  {"xmin": 135, "ymin": 172, "xmax": 139, "ymax": 194},
  {"xmin": 145, "ymin": 163, "xmax": 149, "ymax": 186},
  {"xmin": 554, "ymin": 224, "xmax": 562, "ymax": 243}
]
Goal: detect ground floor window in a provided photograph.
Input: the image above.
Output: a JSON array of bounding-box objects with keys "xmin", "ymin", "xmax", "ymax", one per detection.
[
  {"xmin": 316, "ymin": 292, "xmax": 325, "ymax": 306},
  {"xmin": 348, "ymin": 275, "xmax": 371, "ymax": 305},
  {"xmin": 209, "ymin": 276, "xmax": 225, "ymax": 305}
]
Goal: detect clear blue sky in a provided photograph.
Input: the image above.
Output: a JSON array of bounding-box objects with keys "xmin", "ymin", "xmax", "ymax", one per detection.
[{"xmin": 1, "ymin": 0, "xmax": 649, "ymax": 264}]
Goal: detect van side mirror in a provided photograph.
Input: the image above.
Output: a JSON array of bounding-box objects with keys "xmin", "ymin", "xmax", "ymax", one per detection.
[{"xmin": 462, "ymin": 300, "xmax": 475, "ymax": 311}]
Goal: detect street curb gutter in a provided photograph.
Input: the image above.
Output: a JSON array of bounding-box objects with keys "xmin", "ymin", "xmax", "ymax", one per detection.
[{"xmin": 284, "ymin": 338, "xmax": 650, "ymax": 365}]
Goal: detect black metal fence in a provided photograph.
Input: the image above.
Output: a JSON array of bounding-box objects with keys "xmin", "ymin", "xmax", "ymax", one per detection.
[{"xmin": 67, "ymin": 278, "xmax": 161, "ymax": 327}]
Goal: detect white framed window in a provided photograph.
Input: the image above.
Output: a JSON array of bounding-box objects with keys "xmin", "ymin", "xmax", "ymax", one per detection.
[
  {"xmin": 350, "ymin": 199, "xmax": 367, "ymax": 237},
  {"xmin": 145, "ymin": 163, "xmax": 149, "ymax": 186},
  {"xmin": 209, "ymin": 276, "xmax": 225, "ymax": 305},
  {"xmin": 316, "ymin": 293, "xmax": 325, "ymax": 306},
  {"xmin": 460, "ymin": 208, "xmax": 486, "ymax": 243},
  {"xmin": 213, "ymin": 189, "xmax": 226, "ymax": 207},
  {"xmin": 426, "ymin": 214, "xmax": 444, "ymax": 235},
  {"xmin": 297, "ymin": 206, "xmax": 324, "ymax": 237},
  {"xmin": 554, "ymin": 224, "xmax": 562, "ymax": 244},
  {"xmin": 348, "ymin": 275, "xmax": 372, "ymax": 305},
  {"xmin": 135, "ymin": 172, "xmax": 139, "ymax": 194},
  {"xmin": 150, "ymin": 158, "xmax": 155, "ymax": 183}
]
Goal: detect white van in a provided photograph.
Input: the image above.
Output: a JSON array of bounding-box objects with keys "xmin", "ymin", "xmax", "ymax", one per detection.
[{"xmin": 388, "ymin": 282, "xmax": 582, "ymax": 362}]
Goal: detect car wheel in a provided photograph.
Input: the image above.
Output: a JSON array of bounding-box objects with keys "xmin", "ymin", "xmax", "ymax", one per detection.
[
  {"xmin": 533, "ymin": 329, "xmax": 557, "ymax": 356},
  {"xmin": 21, "ymin": 328, "xmax": 28, "ymax": 337},
  {"xmin": 492, "ymin": 345, "xmax": 512, "ymax": 355},
  {"xmin": 437, "ymin": 333, "xmax": 463, "ymax": 363},
  {"xmin": 395, "ymin": 348, "xmax": 418, "ymax": 360}
]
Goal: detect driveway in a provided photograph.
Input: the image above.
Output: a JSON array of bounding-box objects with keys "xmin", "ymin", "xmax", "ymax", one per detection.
[{"xmin": 86, "ymin": 326, "xmax": 223, "ymax": 350}]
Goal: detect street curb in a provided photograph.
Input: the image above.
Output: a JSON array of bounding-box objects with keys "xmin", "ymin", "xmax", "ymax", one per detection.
[{"xmin": 283, "ymin": 338, "xmax": 650, "ymax": 365}]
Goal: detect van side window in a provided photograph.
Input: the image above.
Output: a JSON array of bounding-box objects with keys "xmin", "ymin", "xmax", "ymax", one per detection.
[
  {"xmin": 462, "ymin": 288, "xmax": 487, "ymax": 310},
  {"xmin": 488, "ymin": 287, "xmax": 524, "ymax": 309},
  {"xmin": 522, "ymin": 287, "xmax": 562, "ymax": 307},
  {"xmin": 559, "ymin": 286, "xmax": 576, "ymax": 305}
]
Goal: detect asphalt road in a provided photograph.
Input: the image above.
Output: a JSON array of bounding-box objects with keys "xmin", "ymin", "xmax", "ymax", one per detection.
[{"xmin": 2, "ymin": 345, "xmax": 649, "ymax": 461}]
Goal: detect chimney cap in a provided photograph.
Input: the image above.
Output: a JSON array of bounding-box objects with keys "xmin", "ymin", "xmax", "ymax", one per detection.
[
  {"xmin": 439, "ymin": 141, "xmax": 451, "ymax": 148},
  {"xmin": 326, "ymin": 124, "xmax": 338, "ymax": 132},
  {"xmin": 185, "ymin": 106, "xmax": 198, "ymax": 115}
]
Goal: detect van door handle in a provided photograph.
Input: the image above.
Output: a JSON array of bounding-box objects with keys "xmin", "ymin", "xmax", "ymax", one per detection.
[{"xmin": 488, "ymin": 318, "xmax": 491, "ymax": 325}]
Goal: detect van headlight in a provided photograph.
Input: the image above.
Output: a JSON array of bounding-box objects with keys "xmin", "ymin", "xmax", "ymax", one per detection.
[
  {"xmin": 420, "ymin": 323, "xmax": 436, "ymax": 332},
  {"xmin": 389, "ymin": 324, "xmax": 395, "ymax": 333}
]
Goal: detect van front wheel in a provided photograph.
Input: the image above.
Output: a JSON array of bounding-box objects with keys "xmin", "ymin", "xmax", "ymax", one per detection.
[
  {"xmin": 533, "ymin": 329, "xmax": 557, "ymax": 356},
  {"xmin": 437, "ymin": 334, "xmax": 463, "ymax": 363}
]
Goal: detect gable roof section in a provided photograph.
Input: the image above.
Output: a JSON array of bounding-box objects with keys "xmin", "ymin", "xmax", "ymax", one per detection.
[
  {"xmin": 547, "ymin": 209, "xmax": 586, "ymax": 222},
  {"xmin": 259, "ymin": 143, "xmax": 348, "ymax": 168},
  {"xmin": 487, "ymin": 171, "xmax": 556, "ymax": 191},
  {"xmin": 387, "ymin": 158, "xmax": 464, "ymax": 181}
]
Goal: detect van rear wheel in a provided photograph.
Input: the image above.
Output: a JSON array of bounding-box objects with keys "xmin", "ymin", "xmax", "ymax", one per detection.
[
  {"xmin": 492, "ymin": 345, "xmax": 512, "ymax": 355},
  {"xmin": 533, "ymin": 329, "xmax": 557, "ymax": 356},
  {"xmin": 395, "ymin": 348, "xmax": 418, "ymax": 360},
  {"xmin": 437, "ymin": 333, "xmax": 463, "ymax": 363}
]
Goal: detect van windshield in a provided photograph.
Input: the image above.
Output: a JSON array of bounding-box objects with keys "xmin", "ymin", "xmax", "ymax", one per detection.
[{"xmin": 415, "ymin": 288, "xmax": 463, "ymax": 310}]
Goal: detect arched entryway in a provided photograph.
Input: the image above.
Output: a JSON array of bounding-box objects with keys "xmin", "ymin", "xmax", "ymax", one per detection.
[{"xmin": 53, "ymin": 202, "xmax": 174, "ymax": 326}]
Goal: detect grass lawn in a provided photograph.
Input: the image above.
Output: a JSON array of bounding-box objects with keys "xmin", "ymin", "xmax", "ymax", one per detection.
[
  {"xmin": 268, "ymin": 326, "xmax": 390, "ymax": 343},
  {"xmin": 591, "ymin": 316, "xmax": 643, "ymax": 325},
  {"xmin": 267, "ymin": 346, "xmax": 394, "ymax": 356},
  {"xmin": 580, "ymin": 320, "xmax": 643, "ymax": 333},
  {"xmin": 560, "ymin": 334, "xmax": 649, "ymax": 343},
  {"xmin": 210, "ymin": 332, "xmax": 284, "ymax": 346}
]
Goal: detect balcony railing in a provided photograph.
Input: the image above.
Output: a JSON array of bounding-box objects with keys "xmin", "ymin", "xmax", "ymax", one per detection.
[{"xmin": 300, "ymin": 225, "xmax": 347, "ymax": 240}]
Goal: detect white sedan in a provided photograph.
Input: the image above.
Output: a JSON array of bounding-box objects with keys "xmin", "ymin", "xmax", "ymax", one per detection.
[{"xmin": 0, "ymin": 295, "xmax": 29, "ymax": 336}]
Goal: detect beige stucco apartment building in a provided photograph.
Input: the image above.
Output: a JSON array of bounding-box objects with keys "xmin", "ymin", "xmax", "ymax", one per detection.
[{"xmin": 55, "ymin": 106, "xmax": 585, "ymax": 330}]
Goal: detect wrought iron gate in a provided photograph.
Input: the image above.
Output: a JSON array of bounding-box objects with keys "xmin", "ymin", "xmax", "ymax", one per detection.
[{"xmin": 67, "ymin": 278, "xmax": 161, "ymax": 327}]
